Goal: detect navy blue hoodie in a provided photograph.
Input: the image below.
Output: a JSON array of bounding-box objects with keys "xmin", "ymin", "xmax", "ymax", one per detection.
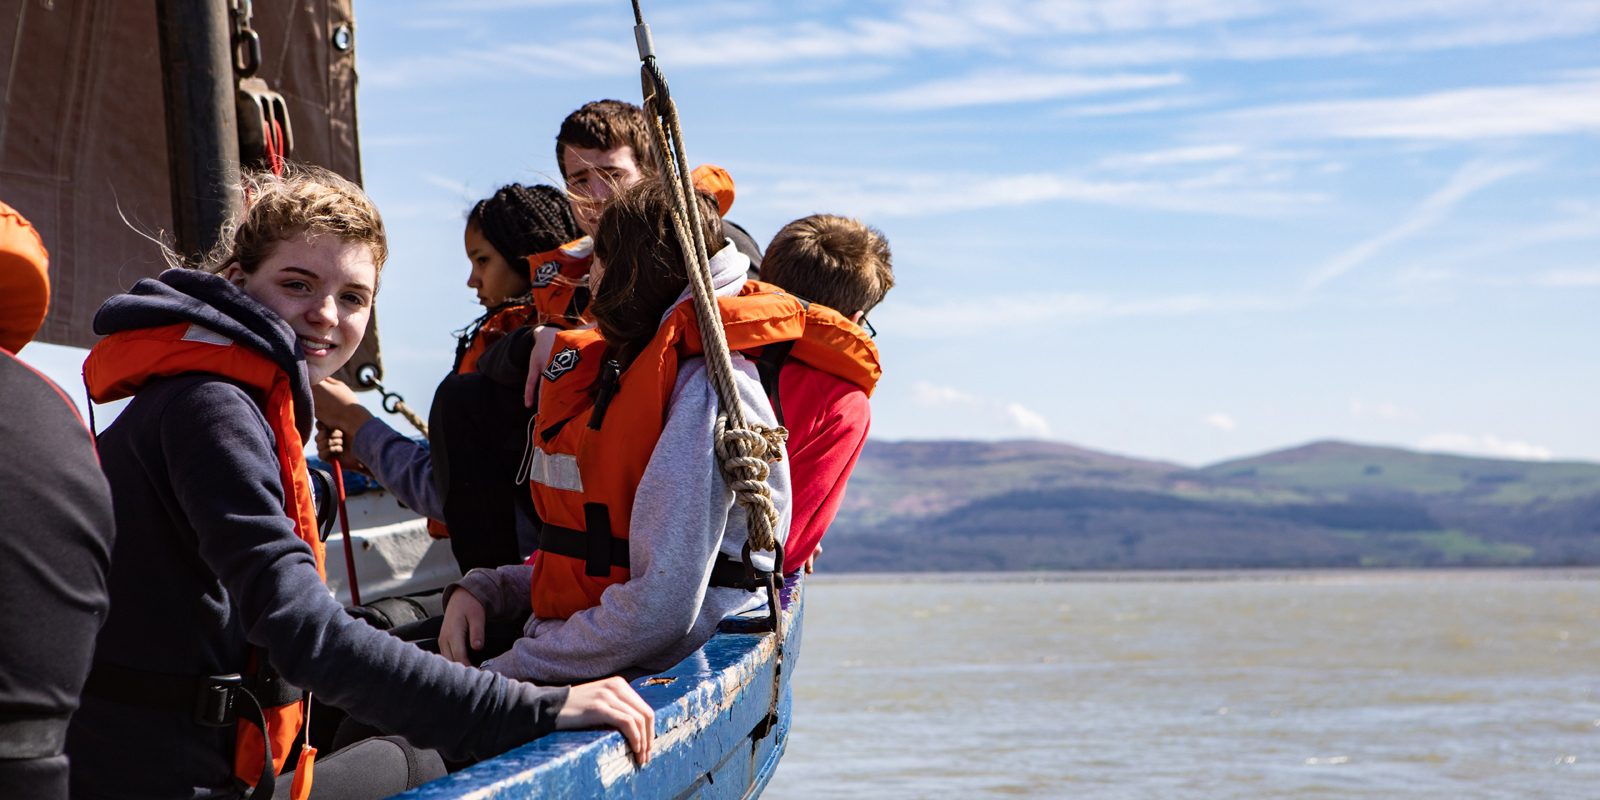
[{"xmin": 67, "ymin": 271, "xmax": 566, "ymax": 799}]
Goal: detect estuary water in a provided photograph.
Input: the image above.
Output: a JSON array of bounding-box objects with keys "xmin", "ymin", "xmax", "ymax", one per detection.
[{"xmin": 763, "ymin": 570, "xmax": 1599, "ymax": 799}]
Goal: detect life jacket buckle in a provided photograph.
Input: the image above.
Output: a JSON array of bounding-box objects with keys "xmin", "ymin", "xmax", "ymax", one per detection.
[{"xmin": 195, "ymin": 673, "xmax": 244, "ymax": 727}]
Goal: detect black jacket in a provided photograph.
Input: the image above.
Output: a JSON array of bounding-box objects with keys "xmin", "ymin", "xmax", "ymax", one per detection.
[
  {"xmin": 66, "ymin": 271, "xmax": 566, "ymax": 799},
  {"xmin": 0, "ymin": 350, "xmax": 115, "ymax": 800}
]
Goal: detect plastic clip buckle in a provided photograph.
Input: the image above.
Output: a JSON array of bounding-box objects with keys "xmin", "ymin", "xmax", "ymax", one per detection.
[{"xmin": 194, "ymin": 674, "xmax": 243, "ymax": 727}]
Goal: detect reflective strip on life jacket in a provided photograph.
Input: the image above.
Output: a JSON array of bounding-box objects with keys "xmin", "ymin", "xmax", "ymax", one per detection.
[{"xmin": 527, "ymin": 448, "xmax": 584, "ymax": 493}]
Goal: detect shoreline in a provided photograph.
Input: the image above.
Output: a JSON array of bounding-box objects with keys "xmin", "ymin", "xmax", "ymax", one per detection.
[{"xmin": 804, "ymin": 565, "xmax": 1600, "ymax": 585}]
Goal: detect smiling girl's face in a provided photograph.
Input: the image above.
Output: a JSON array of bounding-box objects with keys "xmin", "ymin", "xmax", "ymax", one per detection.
[{"xmin": 223, "ymin": 231, "xmax": 377, "ymax": 382}]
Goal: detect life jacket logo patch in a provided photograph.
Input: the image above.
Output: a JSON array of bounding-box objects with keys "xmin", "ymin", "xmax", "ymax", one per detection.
[
  {"xmin": 532, "ymin": 260, "xmax": 560, "ymax": 288},
  {"xmin": 542, "ymin": 347, "xmax": 580, "ymax": 382}
]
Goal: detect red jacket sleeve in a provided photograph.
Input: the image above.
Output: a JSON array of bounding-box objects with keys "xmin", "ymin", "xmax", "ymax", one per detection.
[{"xmin": 777, "ymin": 362, "xmax": 871, "ymax": 573}]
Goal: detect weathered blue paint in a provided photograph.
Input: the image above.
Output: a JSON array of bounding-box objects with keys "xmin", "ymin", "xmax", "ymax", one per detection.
[{"xmin": 398, "ymin": 579, "xmax": 805, "ymax": 799}]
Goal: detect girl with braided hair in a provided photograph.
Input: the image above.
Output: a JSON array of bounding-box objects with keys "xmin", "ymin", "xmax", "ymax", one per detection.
[{"xmin": 313, "ymin": 183, "xmax": 580, "ymax": 573}]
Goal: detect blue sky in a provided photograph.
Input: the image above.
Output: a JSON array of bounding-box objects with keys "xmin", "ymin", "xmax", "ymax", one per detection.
[{"xmin": 33, "ymin": 0, "xmax": 1600, "ymax": 466}]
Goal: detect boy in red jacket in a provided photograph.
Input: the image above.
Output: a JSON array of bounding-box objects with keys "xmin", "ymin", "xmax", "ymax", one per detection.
[{"xmin": 760, "ymin": 215, "xmax": 894, "ymax": 573}]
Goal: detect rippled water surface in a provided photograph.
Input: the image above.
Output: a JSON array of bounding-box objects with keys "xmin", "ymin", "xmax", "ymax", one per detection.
[{"xmin": 763, "ymin": 570, "xmax": 1600, "ymax": 799}]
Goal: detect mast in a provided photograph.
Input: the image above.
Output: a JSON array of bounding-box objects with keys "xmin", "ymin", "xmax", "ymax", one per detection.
[{"xmin": 154, "ymin": 0, "xmax": 241, "ymax": 264}]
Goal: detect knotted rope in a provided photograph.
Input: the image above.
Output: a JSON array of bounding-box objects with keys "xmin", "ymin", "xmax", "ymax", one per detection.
[{"xmin": 631, "ymin": 3, "xmax": 784, "ymax": 554}]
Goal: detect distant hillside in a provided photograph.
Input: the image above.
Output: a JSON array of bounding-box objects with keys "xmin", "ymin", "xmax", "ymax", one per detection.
[{"xmin": 818, "ymin": 439, "xmax": 1600, "ymax": 572}]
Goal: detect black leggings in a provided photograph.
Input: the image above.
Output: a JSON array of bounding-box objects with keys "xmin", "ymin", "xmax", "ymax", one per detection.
[{"xmin": 273, "ymin": 735, "xmax": 444, "ymax": 800}]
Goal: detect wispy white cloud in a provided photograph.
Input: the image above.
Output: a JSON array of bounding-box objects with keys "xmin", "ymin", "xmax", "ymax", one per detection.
[
  {"xmin": 360, "ymin": 39, "xmax": 632, "ymax": 88},
  {"xmin": 761, "ymin": 166, "xmax": 1325, "ymax": 220},
  {"xmin": 675, "ymin": 0, "xmax": 1600, "ymax": 72},
  {"xmin": 879, "ymin": 291, "xmax": 1290, "ymax": 339},
  {"xmin": 1216, "ymin": 78, "xmax": 1600, "ymax": 143},
  {"xmin": 366, "ymin": 1, "xmax": 1600, "ymax": 91},
  {"xmin": 912, "ymin": 380, "xmax": 1052, "ymax": 438},
  {"xmin": 420, "ymin": 173, "xmax": 481, "ymax": 203},
  {"xmin": 1418, "ymin": 433, "xmax": 1554, "ymax": 461},
  {"xmin": 1006, "ymin": 403, "xmax": 1053, "ymax": 438},
  {"xmin": 446, "ymin": 0, "xmax": 603, "ymax": 10},
  {"xmin": 1098, "ymin": 144, "xmax": 1247, "ymax": 168},
  {"xmin": 844, "ymin": 71, "xmax": 1186, "ymax": 111},
  {"xmin": 1305, "ymin": 159, "xmax": 1535, "ymax": 290},
  {"xmin": 1059, "ymin": 93, "xmax": 1218, "ymax": 117},
  {"xmin": 1534, "ymin": 268, "xmax": 1600, "ymax": 287},
  {"xmin": 1204, "ymin": 412, "xmax": 1237, "ymax": 432},
  {"xmin": 1378, "ymin": 202, "xmax": 1600, "ymax": 287}
]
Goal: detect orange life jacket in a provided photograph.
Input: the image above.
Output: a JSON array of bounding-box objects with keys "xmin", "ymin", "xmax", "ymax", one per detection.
[
  {"xmin": 741, "ymin": 280, "xmax": 881, "ymax": 410},
  {"xmin": 524, "ymin": 237, "xmax": 594, "ymax": 329},
  {"xmin": 524, "ymin": 285, "xmax": 806, "ymax": 619},
  {"xmin": 520, "ymin": 167, "xmax": 737, "ymax": 331},
  {"xmin": 0, "ymin": 200, "xmax": 50, "ymax": 353},
  {"xmin": 84, "ymin": 321, "xmax": 324, "ymax": 788},
  {"xmin": 455, "ymin": 302, "xmax": 534, "ymax": 375}
]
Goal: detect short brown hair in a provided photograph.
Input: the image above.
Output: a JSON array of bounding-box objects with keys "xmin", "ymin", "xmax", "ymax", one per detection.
[
  {"xmin": 202, "ymin": 163, "xmax": 387, "ymax": 276},
  {"xmin": 761, "ymin": 215, "xmax": 892, "ymax": 315},
  {"xmin": 556, "ymin": 100, "xmax": 659, "ymax": 180},
  {"xmin": 590, "ymin": 179, "xmax": 722, "ymax": 369}
]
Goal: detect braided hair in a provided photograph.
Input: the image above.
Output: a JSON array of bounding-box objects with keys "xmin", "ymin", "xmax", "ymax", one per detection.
[{"xmin": 467, "ymin": 183, "xmax": 580, "ymax": 279}]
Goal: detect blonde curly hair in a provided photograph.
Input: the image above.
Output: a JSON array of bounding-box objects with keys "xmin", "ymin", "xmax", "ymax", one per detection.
[{"xmin": 201, "ymin": 163, "xmax": 387, "ymax": 277}]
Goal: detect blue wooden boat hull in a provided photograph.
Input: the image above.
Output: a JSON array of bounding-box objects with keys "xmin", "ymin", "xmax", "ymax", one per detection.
[{"xmin": 399, "ymin": 578, "xmax": 804, "ymax": 799}]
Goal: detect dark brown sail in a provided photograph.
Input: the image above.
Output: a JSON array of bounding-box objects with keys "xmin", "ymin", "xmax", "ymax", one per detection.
[{"xmin": 0, "ymin": 0, "xmax": 382, "ymax": 385}]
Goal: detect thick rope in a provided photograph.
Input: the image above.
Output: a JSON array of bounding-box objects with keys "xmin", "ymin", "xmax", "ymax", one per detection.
[
  {"xmin": 634, "ymin": 26, "xmax": 784, "ymax": 554},
  {"xmin": 391, "ymin": 401, "xmax": 429, "ymax": 439}
]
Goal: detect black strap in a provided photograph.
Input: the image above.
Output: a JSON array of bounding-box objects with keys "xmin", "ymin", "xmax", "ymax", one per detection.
[
  {"xmin": 83, "ymin": 660, "xmax": 301, "ymax": 722},
  {"xmin": 581, "ymin": 503, "xmax": 614, "ymax": 577},
  {"xmin": 84, "ymin": 661, "xmax": 282, "ymax": 797},
  {"xmin": 233, "ymin": 685, "xmax": 275, "ymax": 800},
  {"xmin": 0, "ymin": 714, "xmax": 70, "ymax": 760},
  {"xmin": 707, "ymin": 551, "xmax": 766, "ymax": 591},
  {"xmin": 539, "ymin": 515, "xmax": 767, "ymax": 591},
  {"xmin": 587, "ymin": 360, "xmax": 622, "ymax": 431},
  {"xmin": 752, "ymin": 341, "xmax": 795, "ymax": 427},
  {"xmin": 539, "ymin": 521, "xmax": 624, "ymax": 568}
]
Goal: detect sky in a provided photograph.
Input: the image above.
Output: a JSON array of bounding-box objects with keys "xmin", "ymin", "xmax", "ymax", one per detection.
[{"xmin": 29, "ymin": 0, "xmax": 1600, "ymax": 467}]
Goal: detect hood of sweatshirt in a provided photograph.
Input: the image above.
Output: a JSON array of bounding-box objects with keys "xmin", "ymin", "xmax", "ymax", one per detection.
[
  {"xmin": 92, "ymin": 269, "xmax": 314, "ymax": 441},
  {"xmin": 658, "ymin": 239, "xmax": 751, "ymax": 325}
]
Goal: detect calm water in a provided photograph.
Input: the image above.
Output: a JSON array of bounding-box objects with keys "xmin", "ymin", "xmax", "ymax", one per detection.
[{"xmin": 764, "ymin": 570, "xmax": 1600, "ymax": 799}]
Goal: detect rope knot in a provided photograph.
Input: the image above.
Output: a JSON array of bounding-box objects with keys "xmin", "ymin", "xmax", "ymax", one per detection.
[{"xmin": 714, "ymin": 414, "xmax": 787, "ymax": 552}]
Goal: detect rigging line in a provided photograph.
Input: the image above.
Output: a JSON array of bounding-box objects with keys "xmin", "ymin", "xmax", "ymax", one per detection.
[{"xmin": 631, "ymin": 22, "xmax": 783, "ymax": 556}]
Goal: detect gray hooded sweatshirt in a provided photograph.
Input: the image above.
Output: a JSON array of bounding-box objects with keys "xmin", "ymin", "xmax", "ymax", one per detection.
[{"xmin": 454, "ymin": 243, "xmax": 791, "ymax": 682}]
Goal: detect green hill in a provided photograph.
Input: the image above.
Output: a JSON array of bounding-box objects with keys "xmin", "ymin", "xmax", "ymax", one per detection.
[
  {"xmin": 1203, "ymin": 440, "xmax": 1600, "ymax": 504},
  {"xmin": 817, "ymin": 439, "xmax": 1600, "ymax": 572}
]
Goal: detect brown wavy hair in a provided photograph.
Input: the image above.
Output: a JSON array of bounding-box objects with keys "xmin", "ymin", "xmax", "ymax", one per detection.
[
  {"xmin": 201, "ymin": 163, "xmax": 387, "ymax": 277},
  {"xmin": 555, "ymin": 99, "xmax": 660, "ymax": 179},
  {"xmin": 762, "ymin": 215, "xmax": 893, "ymax": 316},
  {"xmin": 589, "ymin": 179, "xmax": 722, "ymax": 369}
]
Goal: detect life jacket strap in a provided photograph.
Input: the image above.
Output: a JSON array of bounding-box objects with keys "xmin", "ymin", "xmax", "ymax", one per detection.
[
  {"xmin": 0, "ymin": 714, "xmax": 70, "ymax": 760},
  {"xmin": 539, "ymin": 511, "xmax": 774, "ymax": 591},
  {"xmin": 539, "ymin": 504, "xmax": 624, "ymax": 578},
  {"xmin": 587, "ymin": 361, "xmax": 623, "ymax": 431},
  {"xmin": 752, "ymin": 340, "xmax": 796, "ymax": 427},
  {"xmin": 82, "ymin": 660, "xmax": 302, "ymax": 724}
]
